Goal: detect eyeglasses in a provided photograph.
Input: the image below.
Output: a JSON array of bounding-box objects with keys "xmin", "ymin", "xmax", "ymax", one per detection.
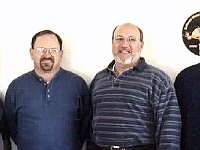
[
  {"xmin": 114, "ymin": 36, "xmax": 137, "ymax": 44},
  {"xmin": 34, "ymin": 47, "xmax": 61, "ymax": 55}
]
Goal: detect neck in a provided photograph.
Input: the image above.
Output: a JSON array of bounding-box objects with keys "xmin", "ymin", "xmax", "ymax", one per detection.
[
  {"xmin": 114, "ymin": 64, "xmax": 132, "ymax": 75},
  {"xmin": 114, "ymin": 60, "xmax": 140, "ymax": 75},
  {"xmin": 35, "ymin": 68, "xmax": 60, "ymax": 82}
]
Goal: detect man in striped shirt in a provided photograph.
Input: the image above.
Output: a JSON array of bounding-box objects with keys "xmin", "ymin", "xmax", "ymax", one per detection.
[{"xmin": 89, "ymin": 23, "xmax": 181, "ymax": 150}]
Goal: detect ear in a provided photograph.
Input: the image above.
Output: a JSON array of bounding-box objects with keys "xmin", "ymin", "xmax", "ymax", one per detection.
[
  {"xmin": 60, "ymin": 50, "xmax": 63, "ymax": 57},
  {"xmin": 30, "ymin": 48, "xmax": 34, "ymax": 60},
  {"xmin": 140, "ymin": 41, "xmax": 144, "ymax": 48}
]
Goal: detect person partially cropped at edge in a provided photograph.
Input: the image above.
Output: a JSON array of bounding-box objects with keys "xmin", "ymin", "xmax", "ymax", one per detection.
[
  {"xmin": 88, "ymin": 23, "xmax": 181, "ymax": 150},
  {"xmin": 2, "ymin": 30, "xmax": 90, "ymax": 150},
  {"xmin": 174, "ymin": 63, "xmax": 200, "ymax": 150}
]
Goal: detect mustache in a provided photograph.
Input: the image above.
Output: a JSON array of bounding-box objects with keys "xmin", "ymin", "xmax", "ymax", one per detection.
[
  {"xmin": 119, "ymin": 48, "xmax": 131, "ymax": 52},
  {"xmin": 40, "ymin": 57, "xmax": 54, "ymax": 61}
]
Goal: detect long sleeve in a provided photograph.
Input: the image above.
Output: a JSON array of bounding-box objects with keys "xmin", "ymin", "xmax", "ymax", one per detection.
[
  {"xmin": 79, "ymin": 80, "xmax": 91, "ymax": 147},
  {"xmin": 174, "ymin": 75, "xmax": 186, "ymax": 150},
  {"xmin": 154, "ymin": 84, "xmax": 181, "ymax": 150},
  {"xmin": 2, "ymin": 82, "xmax": 18, "ymax": 145}
]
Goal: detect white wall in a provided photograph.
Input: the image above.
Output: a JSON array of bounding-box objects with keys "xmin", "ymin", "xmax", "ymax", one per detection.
[
  {"xmin": 0, "ymin": 0, "xmax": 200, "ymax": 96},
  {"xmin": 0, "ymin": 0, "xmax": 199, "ymax": 149}
]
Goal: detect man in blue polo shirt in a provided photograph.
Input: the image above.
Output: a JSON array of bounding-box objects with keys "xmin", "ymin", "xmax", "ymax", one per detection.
[{"xmin": 2, "ymin": 30, "xmax": 90, "ymax": 150}]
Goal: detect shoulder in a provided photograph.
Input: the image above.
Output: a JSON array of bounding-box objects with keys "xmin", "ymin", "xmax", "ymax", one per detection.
[
  {"xmin": 145, "ymin": 64, "xmax": 172, "ymax": 84},
  {"xmin": 137, "ymin": 58, "xmax": 172, "ymax": 84},
  {"xmin": 60, "ymin": 69, "xmax": 87, "ymax": 85},
  {"xmin": 176, "ymin": 63, "xmax": 200, "ymax": 78},
  {"xmin": 89, "ymin": 68, "xmax": 108, "ymax": 89},
  {"xmin": 174, "ymin": 63, "xmax": 200, "ymax": 86},
  {"xmin": 61, "ymin": 69, "xmax": 84, "ymax": 80},
  {"xmin": 8, "ymin": 71, "xmax": 33, "ymax": 87},
  {"xmin": 5, "ymin": 71, "xmax": 33, "ymax": 96},
  {"xmin": 91, "ymin": 68, "xmax": 108, "ymax": 83},
  {"xmin": 94, "ymin": 68, "xmax": 108, "ymax": 78}
]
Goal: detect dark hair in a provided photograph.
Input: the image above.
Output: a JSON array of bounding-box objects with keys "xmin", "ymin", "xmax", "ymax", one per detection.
[
  {"xmin": 112, "ymin": 26, "xmax": 119, "ymax": 41},
  {"xmin": 31, "ymin": 30, "xmax": 63, "ymax": 50},
  {"xmin": 112, "ymin": 24, "xmax": 144, "ymax": 42}
]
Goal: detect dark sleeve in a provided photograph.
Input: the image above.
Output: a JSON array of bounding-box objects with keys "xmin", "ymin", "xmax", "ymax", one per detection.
[
  {"xmin": 0, "ymin": 96, "xmax": 3, "ymax": 134},
  {"xmin": 174, "ymin": 73, "xmax": 186, "ymax": 149},
  {"xmin": 1, "ymin": 82, "xmax": 18, "ymax": 144},
  {"xmin": 1, "ymin": 96, "xmax": 12, "ymax": 150},
  {"xmin": 86, "ymin": 79, "xmax": 96, "ymax": 150},
  {"xmin": 174, "ymin": 74, "xmax": 184, "ymax": 105},
  {"xmin": 79, "ymin": 79, "xmax": 92, "ymax": 148},
  {"xmin": 174, "ymin": 73, "xmax": 186, "ymax": 118}
]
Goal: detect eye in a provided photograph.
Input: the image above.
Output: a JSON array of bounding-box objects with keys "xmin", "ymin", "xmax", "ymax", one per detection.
[
  {"xmin": 128, "ymin": 36, "xmax": 136, "ymax": 42},
  {"xmin": 115, "ymin": 36, "xmax": 124, "ymax": 41},
  {"xmin": 50, "ymin": 48, "xmax": 59, "ymax": 53},
  {"xmin": 35, "ymin": 47, "xmax": 46, "ymax": 52}
]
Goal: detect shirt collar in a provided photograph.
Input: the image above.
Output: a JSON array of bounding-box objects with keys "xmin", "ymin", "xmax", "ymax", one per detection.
[
  {"xmin": 32, "ymin": 68, "xmax": 64, "ymax": 83},
  {"xmin": 107, "ymin": 57, "xmax": 147, "ymax": 72}
]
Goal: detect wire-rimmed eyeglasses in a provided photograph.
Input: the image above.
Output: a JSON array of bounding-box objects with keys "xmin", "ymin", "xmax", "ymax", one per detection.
[
  {"xmin": 114, "ymin": 36, "xmax": 138, "ymax": 44},
  {"xmin": 34, "ymin": 47, "xmax": 61, "ymax": 55}
]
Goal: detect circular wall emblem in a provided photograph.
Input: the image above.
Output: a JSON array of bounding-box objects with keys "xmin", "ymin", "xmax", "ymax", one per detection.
[{"xmin": 182, "ymin": 11, "xmax": 200, "ymax": 55}]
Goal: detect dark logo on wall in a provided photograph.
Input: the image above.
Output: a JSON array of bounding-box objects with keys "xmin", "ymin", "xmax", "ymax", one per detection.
[{"xmin": 182, "ymin": 11, "xmax": 200, "ymax": 55}]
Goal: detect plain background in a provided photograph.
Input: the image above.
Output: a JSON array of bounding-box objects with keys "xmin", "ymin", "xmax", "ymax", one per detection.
[{"xmin": 0, "ymin": 0, "xmax": 200, "ymax": 149}]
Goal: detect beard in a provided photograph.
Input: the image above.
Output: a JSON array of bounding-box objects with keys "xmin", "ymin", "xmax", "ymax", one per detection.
[
  {"xmin": 114, "ymin": 52, "xmax": 141, "ymax": 65},
  {"xmin": 40, "ymin": 57, "xmax": 54, "ymax": 72}
]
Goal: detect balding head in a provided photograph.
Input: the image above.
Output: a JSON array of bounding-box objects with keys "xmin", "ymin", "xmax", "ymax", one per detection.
[{"xmin": 112, "ymin": 23, "xmax": 143, "ymax": 43}]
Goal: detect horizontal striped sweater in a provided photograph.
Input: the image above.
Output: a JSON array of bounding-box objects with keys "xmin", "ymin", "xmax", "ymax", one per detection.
[{"xmin": 90, "ymin": 58, "xmax": 181, "ymax": 150}]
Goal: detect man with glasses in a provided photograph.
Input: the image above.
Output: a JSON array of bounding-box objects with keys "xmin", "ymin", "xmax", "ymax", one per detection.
[
  {"xmin": 2, "ymin": 30, "xmax": 90, "ymax": 150},
  {"xmin": 88, "ymin": 23, "xmax": 181, "ymax": 150}
]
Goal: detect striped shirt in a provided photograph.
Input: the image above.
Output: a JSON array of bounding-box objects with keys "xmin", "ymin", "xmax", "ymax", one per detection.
[{"xmin": 90, "ymin": 58, "xmax": 181, "ymax": 150}]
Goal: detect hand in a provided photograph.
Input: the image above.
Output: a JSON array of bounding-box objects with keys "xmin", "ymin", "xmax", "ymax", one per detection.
[{"xmin": 3, "ymin": 139, "xmax": 12, "ymax": 150}]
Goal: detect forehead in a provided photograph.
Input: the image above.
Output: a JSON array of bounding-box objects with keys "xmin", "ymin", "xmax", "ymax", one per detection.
[
  {"xmin": 114, "ymin": 24, "xmax": 140, "ymax": 37},
  {"xmin": 35, "ymin": 34, "xmax": 59, "ymax": 47}
]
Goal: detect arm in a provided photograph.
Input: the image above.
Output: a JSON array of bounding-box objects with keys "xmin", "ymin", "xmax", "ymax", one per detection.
[
  {"xmin": 3, "ymin": 139, "xmax": 12, "ymax": 150},
  {"xmin": 155, "ymin": 85, "xmax": 181, "ymax": 150},
  {"xmin": 81, "ymin": 82, "xmax": 91, "ymax": 143},
  {"xmin": 2, "ymin": 82, "xmax": 18, "ymax": 147},
  {"xmin": 77, "ymin": 79, "xmax": 91, "ymax": 149},
  {"xmin": 174, "ymin": 74, "xmax": 187, "ymax": 150},
  {"xmin": 86, "ymin": 80, "xmax": 95, "ymax": 150},
  {"xmin": 0, "ymin": 98, "xmax": 12, "ymax": 150},
  {"xmin": 2, "ymin": 103, "xmax": 13, "ymax": 150}
]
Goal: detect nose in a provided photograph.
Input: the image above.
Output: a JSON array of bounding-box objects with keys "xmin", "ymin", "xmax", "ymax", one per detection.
[
  {"xmin": 43, "ymin": 49, "xmax": 53, "ymax": 56},
  {"xmin": 121, "ymin": 40, "xmax": 130, "ymax": 47},
  {"xmin": 45, "ymin": 49, "xmax": 51, "ymax": 54},
  {"xmin": 118, "ymin": 38, "xmax": 131, "ymax": 46}
]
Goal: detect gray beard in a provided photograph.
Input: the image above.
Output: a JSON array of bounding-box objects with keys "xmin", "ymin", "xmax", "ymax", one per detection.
[{"xmin": 114, "ymin": 53, "xmax": 140, "ymax": 65}]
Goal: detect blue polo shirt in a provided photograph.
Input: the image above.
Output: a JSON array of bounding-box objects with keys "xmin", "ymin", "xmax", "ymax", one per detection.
[{"xmin": 2, "ymin": 68, "xmax": 90, "ymax": 150}]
